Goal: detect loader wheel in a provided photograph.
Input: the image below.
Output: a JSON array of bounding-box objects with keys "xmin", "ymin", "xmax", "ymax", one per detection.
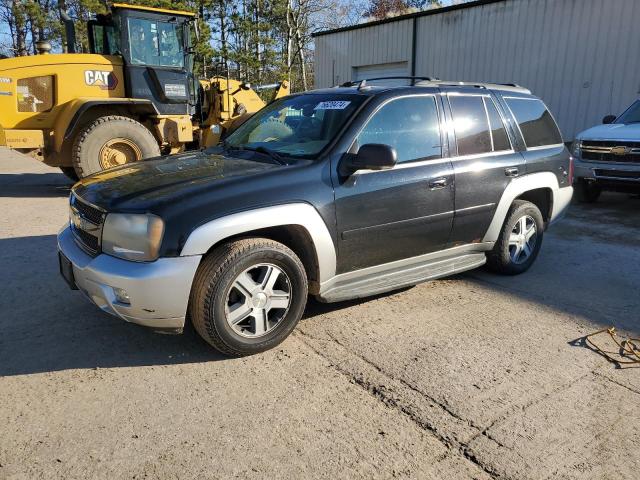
[
  {"xmin": 59, "ymin": 167, "xmax": 79, "ymax": 182},
  {"xmin": 72, "ymin": 116, "xmax": 160, "ymax": 178}
]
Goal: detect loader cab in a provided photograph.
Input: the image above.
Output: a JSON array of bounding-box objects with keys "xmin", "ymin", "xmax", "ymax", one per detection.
[{"xmin": 88, "ymin": 3, "xmax": 196, "ymax": 116}]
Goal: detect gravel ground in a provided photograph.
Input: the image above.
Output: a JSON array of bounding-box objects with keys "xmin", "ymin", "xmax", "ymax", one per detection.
[{"xmin": 1, "ymin": 148, "xmax": 638, "ymax": 479}]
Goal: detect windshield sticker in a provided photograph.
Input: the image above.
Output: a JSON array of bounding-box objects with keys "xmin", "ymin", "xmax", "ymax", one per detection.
[{"xmin": 314, "ymin": 100, "xmax": 351, "ymax": 110}]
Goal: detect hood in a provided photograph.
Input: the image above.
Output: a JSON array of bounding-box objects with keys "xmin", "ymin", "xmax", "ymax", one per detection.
[
  {"xmin": 72, "ymin": 150, "xmax": 282, "ymax": 211},
  {"xmin": 577, "ymin": 123, "xmax": 640, "ymax": 142}
]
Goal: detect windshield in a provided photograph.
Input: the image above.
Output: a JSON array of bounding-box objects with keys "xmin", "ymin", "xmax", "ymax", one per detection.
[
  {"xmin": 225, "ymin": 94, "xmax": 366, "ymax": 158},
  {"xmin": 128, "ymin": 18, "xmax": 184, "ymax": 68},
  {"xmin": 615, "ymin": 100, "xmax": 640, "ymax": 124}
]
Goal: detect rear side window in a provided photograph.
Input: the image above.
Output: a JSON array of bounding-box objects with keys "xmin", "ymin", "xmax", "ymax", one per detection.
[
  {"xmin": 449, "ymin": 95, "xmax": 510, "ymax": 156},
  {"xmin": 356, "ymin": 96, "xmax": 442, "ymax": 164},
  {"xmin": 505, "ymin": 97, "xmax": 563, "ymax": 148}
]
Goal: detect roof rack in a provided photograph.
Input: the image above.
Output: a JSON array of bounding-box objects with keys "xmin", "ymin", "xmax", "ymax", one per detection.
[
  {"xmin": 339, "ymin": 77, "xmax": 531, "ymax": 94},
  {"xmin": 415, "ymin": 80, "xmax": 531, "ymax": 94},
  {"xmin": 340, "ymin": 76, "xmax": 440, "ymax": 90}
]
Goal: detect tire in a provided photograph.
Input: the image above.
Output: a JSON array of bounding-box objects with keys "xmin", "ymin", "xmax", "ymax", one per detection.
[
  {"xmin": 487, "ymin": 200, "xmax": 544, "ymax": 275},
  {"xmin": 575, "ymin": 180, "xmax": 601, "ymax": 203},
  {"xmin": 189, "ymin": 238, "xmax": 308, "ymax": 356},
  {"xmin": 72, "ymin": 115, "xmax": 160, "ymax": 178},
  {"xmin": 59, "ymin": 166, "xmax": 79, "ymax": 182}
]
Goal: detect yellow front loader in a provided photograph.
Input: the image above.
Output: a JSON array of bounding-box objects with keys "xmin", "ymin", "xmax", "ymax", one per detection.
[{"xmin": 0, "ymin": 3, "xmax": 289, "ymax": 180}]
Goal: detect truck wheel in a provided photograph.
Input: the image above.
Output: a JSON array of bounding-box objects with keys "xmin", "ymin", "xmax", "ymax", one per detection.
[
  {"xmin": 487, "ymin": 200, "xmax": 544, "ymax": 275},
  {"xmin": 189, "ymin": 238, "xmax": 308, "ymax": 356},
  {"xmin": 575, "ymin": 180, "xmax": 601, "ymax": 203},
  {"xmin": 59, "ymin": 167, "xmax": 78, "ymax": 182},
  {"xmin": 72, "ymin": 116, "xmax": 160, "ymax": 178}
]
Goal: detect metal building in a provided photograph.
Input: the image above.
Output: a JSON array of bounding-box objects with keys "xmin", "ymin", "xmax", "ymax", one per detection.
[{"xmin": 313, "ymin": 0, "xmax": 640, "ymax": 140}]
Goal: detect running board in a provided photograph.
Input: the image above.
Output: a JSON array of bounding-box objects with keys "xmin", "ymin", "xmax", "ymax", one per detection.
[{"xmin": 317, "ymin": 251, "xmax": 487, "ymax": 303}]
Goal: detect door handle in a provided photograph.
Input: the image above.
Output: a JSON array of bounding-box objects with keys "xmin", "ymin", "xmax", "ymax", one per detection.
[
  {"xmin": 505, "ymin": 167, "xmax": 519, "ymax": 177},
  {"xmin": 428, "ymin": 177, "xmax": 448, "ymax": 189}
]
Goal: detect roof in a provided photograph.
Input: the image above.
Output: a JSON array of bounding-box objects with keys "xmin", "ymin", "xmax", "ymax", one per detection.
[
  {"xmin": 307, "ymin": 80, "xmax": 531, "ymax": 95},
  {"xmin": 111, "ymin": 3, "xmax": 196, "ymax": 17},
  {"xmin": 312, "ymin": 0, "xmax": 506, "ymax": 37}
]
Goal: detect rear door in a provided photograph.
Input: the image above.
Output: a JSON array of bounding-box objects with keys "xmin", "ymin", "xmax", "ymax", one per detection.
[
  {"xmin": 333, "ymin": 92, "xmax": 455, "ymax": 272},
  {"xmin": 442, "ymin": 90, "xmax": 523, "ymax": 246}
]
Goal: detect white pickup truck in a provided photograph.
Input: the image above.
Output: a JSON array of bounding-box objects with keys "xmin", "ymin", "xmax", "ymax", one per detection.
[{"xmin": 572, "ymin": 100, "xmax": 640, "ymax": 202}]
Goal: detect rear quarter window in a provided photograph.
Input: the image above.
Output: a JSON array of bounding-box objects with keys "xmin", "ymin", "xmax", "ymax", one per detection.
[{"xmin": 505, "ymin": 97, "xmax": 563, "ymax": 148}]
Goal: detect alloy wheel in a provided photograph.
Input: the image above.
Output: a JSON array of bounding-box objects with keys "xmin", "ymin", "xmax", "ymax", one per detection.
[
  {"xmin": 225, "ymin": 263, "xmax": 292, "ymax": 338},
  {"xmin": 508, "ymin": 215, "xmax": 537, "ymax": 264}
]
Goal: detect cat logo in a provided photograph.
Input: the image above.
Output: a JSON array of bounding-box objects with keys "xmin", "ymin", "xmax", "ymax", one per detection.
[{"xmin": 84, "ymin": 70, "xmax": 118, "ymax": 90}]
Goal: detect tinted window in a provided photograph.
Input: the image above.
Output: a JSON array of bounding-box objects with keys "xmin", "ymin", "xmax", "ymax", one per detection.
[
  {"xmin": 356, "ymin": 96, "xmax": 441, "ymax": 163},
  {"xmin": 505, "ymin": 97, "xmax": 563, "ymax": 147},
  {"xmin": 485, "ymin": 98, "xmax": 511, "ymax": 151},
  {"xmin": 449, "ymin": 95, "xmax": 492, "ymax": 156},
  {"xmin": 227, "ymin": 94, "xmax": 365, "ymax": 157}
]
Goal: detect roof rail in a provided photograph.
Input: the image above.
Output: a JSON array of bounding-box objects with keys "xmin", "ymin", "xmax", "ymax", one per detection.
[
  {"xmin": 338, "ymin": 77, "xmax": 531, "ymax": 94},
  {"xmin": 414, "ymin": 80, "xmax": 532, "ymax": 94},
  {"xmin": 340, "ymin": 76, "xmax": 440, "ymax": 90}
]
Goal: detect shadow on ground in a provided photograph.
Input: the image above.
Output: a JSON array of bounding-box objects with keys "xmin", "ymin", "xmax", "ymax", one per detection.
[
  {"xmin": 0, "ymin": 233, "xmax": 397, "ymax": 377},
  {"xmin": 0, "ymin": 173, "xmax": 72, "ymax": 198}
]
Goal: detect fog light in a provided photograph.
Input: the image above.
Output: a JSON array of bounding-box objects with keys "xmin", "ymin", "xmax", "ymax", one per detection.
[{"xmin": 113, "ymin": 287, "xmax": 131, "ymax": 305}]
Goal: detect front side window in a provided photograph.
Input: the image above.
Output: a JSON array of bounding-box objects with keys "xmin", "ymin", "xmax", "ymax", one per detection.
[
  {"xmin": 355, "ymin": 96, "xmax": 442, "ymax": 163},
  {"xmin": 615, "ymin": 100, "xmax": 640, "ymax": 124},
  {"xmin": 505, "ymin": 97, "xmax": 563, "ymax": 148},
  {"xmin": 90, "ymin": 24, "xmax": 120, "ymax": 55},
  {"xmin": 128, "ymin": 18, "xmax": 184, "ymax": 68},
  {"xmin": 226, "ymin": 94, "xmax": 365, "ymax": 158}
]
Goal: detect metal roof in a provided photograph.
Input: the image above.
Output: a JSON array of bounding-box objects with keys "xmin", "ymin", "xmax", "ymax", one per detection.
[{"xmin": 312, "ymin": 0, "xmax": 507, "ymax": 37}]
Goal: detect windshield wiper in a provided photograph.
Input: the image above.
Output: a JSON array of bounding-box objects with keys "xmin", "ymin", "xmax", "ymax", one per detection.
[{"xmin": 248, "ymin": 146, "xmax": 288, "ymax": 165}]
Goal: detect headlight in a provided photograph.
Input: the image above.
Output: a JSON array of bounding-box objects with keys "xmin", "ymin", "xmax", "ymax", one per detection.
[
  {"xmin": 570, "ymin": 140, "xmax": 581, "ymax": 157},
  {"xmin": 101, "ymin": 213, "xmax": 164, "ymax": 262}
]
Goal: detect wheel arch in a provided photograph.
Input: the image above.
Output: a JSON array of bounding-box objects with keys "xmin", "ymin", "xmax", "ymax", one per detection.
[
  {"xmin": 483, "ymin": 172, "xmax": 566, "ymax": 243},
  {"xmin": 515, "ymin": 187, "xmax": 553, "ymax": 224},
  {"xmin": 180, "ymin": 203, "xmax": 337, "ymax": 289},
  {"xmin": 52, "ymin": 98, "xmax": 158, "ymax": 154}
]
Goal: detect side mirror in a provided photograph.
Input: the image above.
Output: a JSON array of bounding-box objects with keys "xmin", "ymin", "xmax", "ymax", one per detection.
[
  {"xmin": 344, "ymin": 144, "xmax": 397, "ymax": 173},
  {"xmin": 602, "ymin": 115, "xmax": 616, "ymax": 124}
]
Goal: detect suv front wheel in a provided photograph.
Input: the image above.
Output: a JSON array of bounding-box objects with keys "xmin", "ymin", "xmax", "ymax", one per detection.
[
  {"xmin": 487, "ymin": 200, "xmax": 544, "ymax": 275},
  {"xmin": 189, "ymin": 238, "xmax": 308, "ymax": 356}
]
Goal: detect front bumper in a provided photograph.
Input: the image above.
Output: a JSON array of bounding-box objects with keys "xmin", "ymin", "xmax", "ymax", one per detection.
[
  {"xmin": 58, "ymin": 226, "xmax": 202, "ymax": 330},
  {"xmin": 574, "ymin": 157, "xmax": 640, "ymax": 189}
]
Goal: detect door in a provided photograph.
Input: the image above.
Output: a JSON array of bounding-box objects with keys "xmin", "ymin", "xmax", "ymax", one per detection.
[
  {"xmin": 443, "ymin": 91, "xmax": 523, "ymax": 246},
  {"xmin": 352, "ymin": 62, "xmax": 409, "ymax": 86},
  {"xmin": 122, "ymin": 13, "xmax": 192, "ymax": 115},
  {"xmin": 333, "ymin": 94, "xmax": 455, "ymax": 273}
]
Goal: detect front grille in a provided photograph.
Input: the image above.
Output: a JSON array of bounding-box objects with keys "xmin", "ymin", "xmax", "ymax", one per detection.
[
  {"xmin": 69, "ymin": 193, "xmax": 105, "ymax": 256},
  {"xmin": 594, "ymin": 169, "xmax": 640, "ymax": 181},
  {"xmin": 72, "ymin": 195, "xmax": 105, "ymax": 224},
  {"xmin": 71, "ymin": 225, "xmax": 100, "ymax": 252},
  {"xmin": 581, "ymin": 140, "xmax": 640, "ymax": 164}
]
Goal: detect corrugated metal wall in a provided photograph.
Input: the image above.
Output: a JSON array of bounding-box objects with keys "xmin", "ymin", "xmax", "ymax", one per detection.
[
  {"xmin": 314, "ymin": 19, "xmax": 413, "ymax": 88},
  {"xmin": 314, "ymin": 0, "xmax": 640, "ymax": 140}
]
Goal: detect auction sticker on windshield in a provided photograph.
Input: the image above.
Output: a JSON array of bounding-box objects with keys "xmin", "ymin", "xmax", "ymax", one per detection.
[{"xmin": 314, "ymin": 101, "xmax": 351, "ymax": 110}]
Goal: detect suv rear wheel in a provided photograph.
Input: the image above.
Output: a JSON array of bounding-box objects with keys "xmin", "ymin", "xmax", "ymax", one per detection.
[
  {"xmin": 189, "ymin": 238, "xmax": 308, "ymax": 356},
  {"xmin": 487, "ymin": 200, "xmax": 544, "ymax": 275}
]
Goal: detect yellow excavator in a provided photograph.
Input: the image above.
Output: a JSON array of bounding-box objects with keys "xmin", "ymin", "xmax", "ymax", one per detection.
[{"xmin": 0, "ymin": 3, "xmax": 289, "ymax": 179}]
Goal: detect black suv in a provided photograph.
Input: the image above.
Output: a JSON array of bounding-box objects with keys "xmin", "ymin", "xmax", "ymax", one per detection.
[{"xmin": 58, "ymin": 79, "xmax": 573, "ymax": 356}]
